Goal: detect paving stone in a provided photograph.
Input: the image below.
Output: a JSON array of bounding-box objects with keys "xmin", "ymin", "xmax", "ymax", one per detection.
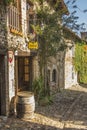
[{"xmin": 0, "ymin": 84, "xmax": 87, "ymax": 130}]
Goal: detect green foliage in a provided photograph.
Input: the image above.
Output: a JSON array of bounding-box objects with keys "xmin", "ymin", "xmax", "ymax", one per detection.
[
  {"xmin": 74, "ymin": 42, "xmax": 87, "ymax": 84},
  {"xmin": 74, "ymin": 43, "xmax": 83, "ymax": 71},
  {"xmin": 32, "ymin": 76, "xmax": 44, "ymax": 101},
  {"xmin": 33, "ymin": 1, "xmax": 67, "ymax": 75},
  {"xmin": 32, "ymin": 76, "xmax": 53, "ymax": 105},
  {"xmin": 3, "ymin": 0, "xmax": 13, "ymax": 5},
  {"xmin": 39, "ymin": 95, "xmax": 53, "ymax": 106},
  {"xmin": 32, "ymin": 0, "xmax": 87, "ymax": 96},
  {"xmin": 31, "ymin": 0, "xmax": 69, "ymax": 95},
  {"xmin": 33, "ymin": 1, "xmax": 66, "ymax": 57}
]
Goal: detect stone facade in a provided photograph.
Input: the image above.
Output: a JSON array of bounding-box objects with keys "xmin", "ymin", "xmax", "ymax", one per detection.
[
  {"xmin": 64, "ymin": 40, "xmax": 77, "ymax": 88},
  {"xmin": 0, "ymin": 0, "xmax": 39, "ymax": 116},
  {"xmin": 47, "ymin": 39, "xmax": 78, "ymax": 94},
  {"xmin": 0, "ymin": 5, "xmax": 9, "ymax": 116},
  {"xmin": 0, "ymin": 0, "xmax": 78, "ymax": 116}
]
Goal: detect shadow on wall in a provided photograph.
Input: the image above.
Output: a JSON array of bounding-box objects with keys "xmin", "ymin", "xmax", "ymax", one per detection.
[{"xmin": 9, "ymin": 96, "xmax": 16, "ymax": 116}]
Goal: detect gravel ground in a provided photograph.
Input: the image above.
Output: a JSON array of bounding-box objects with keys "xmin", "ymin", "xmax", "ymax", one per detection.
[{"xmin": 0, "ymin": 84, "xmax": 87, "ymax": 130}]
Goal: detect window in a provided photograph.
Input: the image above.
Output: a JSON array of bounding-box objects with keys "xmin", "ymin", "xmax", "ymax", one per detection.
[
  {"xmin": 8, "ymin": 0, "xmax": 21, "ymax": 31},
  {"xmin": 52, "ymin": 69, "xmax": 56, "ymax": 82},
  {"xmin": 24, "ymin": 58, "xmax": 29, "ymax": 82}
]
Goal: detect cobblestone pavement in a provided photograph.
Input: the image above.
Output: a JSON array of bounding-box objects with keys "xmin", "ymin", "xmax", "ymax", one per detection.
[{"xmin": 0, "ymin": 84, "xmax": 87, "ymax": 130}]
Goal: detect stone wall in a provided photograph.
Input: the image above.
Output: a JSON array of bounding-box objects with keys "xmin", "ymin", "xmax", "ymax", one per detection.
[
  {"xmin": 47, "ymin": 51, "xmax": 65, "ymax": 94},
  {"xmin": 64, "ymin": 41, "xmax": 78, "ymax": 88},
  {"xmin": 0, "ymin": 6, "xmax": 8, "ymax": 52},
  {"xmin": 6, "ymin": 0, "xmax": 28, "ymax": 114},
  {"xmin": 0, "ymin": 0, "xmax": 39, "ymax": 115},
  {"xmin": 0, "ymin": 5, "xmax": 9, "ymax": 115},
  {"xmin": 47, "ymin": 41, "xmax": 78, "ymax": 94}
]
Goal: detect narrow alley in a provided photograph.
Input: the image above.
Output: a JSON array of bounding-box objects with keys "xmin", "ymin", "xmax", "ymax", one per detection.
[{"xmin": 0, "ymin": 84, "xmax": 87, "ymax": 130}]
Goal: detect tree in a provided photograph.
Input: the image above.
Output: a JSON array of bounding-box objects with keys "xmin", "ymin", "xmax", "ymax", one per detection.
[
  {"xmin": 31, "ymin": 0, "xmax": 87, "ymax": 98},
  {"xmin": 31, "ymin": 0, "xmax": 68, "ymax": 96}
]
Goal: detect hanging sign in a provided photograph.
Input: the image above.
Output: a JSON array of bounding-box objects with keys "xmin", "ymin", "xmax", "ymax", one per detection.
[
  {"xmin": 8, "ymin": 51, "xmax": 13, "ymax": 63},
  {"xmin": 28, "ymin": 41, "xmax": 38, "ymax": 49}
]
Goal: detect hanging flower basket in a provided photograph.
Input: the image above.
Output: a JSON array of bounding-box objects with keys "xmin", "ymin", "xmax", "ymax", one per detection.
[{"xmin": 10, "ymin": 28, "xmax": 23, "ymax": 37}]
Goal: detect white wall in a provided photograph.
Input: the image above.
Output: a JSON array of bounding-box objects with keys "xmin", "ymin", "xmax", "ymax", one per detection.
[
  {"xmin": 65, "ymin": 46, "xmax": 78, "ymax": 88},
  {"xmin": 8, "ymin": 51, "xmax": 15, "ymax": 101}
]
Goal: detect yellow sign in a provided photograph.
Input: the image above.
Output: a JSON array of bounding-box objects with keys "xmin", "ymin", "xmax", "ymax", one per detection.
[{"xmin": 28, "ymin": 42, "xmax": 38, "ymax": 49}]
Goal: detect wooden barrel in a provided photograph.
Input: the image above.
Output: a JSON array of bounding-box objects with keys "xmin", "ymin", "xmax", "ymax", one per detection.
[{"xmin": 16, "ymin": 91, "xmax": 35, "ymax": 119}]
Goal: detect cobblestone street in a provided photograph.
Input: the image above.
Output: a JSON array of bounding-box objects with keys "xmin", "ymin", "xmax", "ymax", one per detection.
[{"xmin": 0, "ymin": 84, "xmax": 87, "ymax": 130}]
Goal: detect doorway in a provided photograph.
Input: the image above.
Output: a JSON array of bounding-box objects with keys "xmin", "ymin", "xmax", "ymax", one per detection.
[
  {"xmin": 16, "ymin": 56, "xmax": 33, "ymax": 92},
  {"xmin": 0, "ymin": 55, "xmax": 6, "ymax": 115}
]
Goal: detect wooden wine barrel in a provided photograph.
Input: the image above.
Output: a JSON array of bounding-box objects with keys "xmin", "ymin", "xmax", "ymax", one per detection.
[{"xmin": 16, "ymin": 91, "xmax": 35, "ymax": 119}]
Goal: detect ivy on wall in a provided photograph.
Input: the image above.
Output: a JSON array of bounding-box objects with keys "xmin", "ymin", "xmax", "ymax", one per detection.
[
  {"xmin": 74, "ymin": 42, "xmax": 87, "ymax": 84},
  {"xmin": 1, "ymin": 0, "xmax": 13, "ymax": 6}
]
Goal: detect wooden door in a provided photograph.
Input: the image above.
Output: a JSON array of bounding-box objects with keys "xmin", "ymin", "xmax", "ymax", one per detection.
[{"xmin": 18, "ymin": 57, "xmax": 32, "ymax": 92}]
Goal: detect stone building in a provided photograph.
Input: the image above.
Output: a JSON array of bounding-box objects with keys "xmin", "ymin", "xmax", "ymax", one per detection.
[
  {"xmin": 0, "ymin": 0, "xmax": 39, "ymax": 116},
  {"xmin": 47, "ymin": 27, "xmax": 81, "ymax": 94},
  {"xmin": 81, "ymin": 32, "xmax": 87, "ymax": 42},
  {"xmin": 0, "ymin": 0, "xmax": 79, "ymax": 116}
]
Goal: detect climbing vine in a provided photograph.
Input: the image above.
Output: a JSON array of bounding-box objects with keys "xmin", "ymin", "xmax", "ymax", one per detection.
[
  {"xmin": 1, "ymin": 0, "xmax": 13, "ymax": 6},
  {"xmin": 74, "ymin": 42, "xmax": 87, "ymax": 84}
]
